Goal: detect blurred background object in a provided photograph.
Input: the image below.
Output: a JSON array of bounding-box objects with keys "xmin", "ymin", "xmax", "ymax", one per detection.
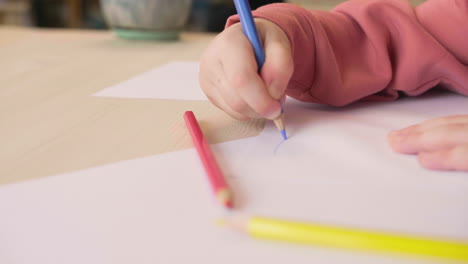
[
  {"xmin": 188, "ymin": 0, "xmax": 285, "ymax": 32},
  {"xmin": 100, "ymin": 0, "xmax": 192, "ymax": 40},
  {"xmin": 0, "ymin": 0, "xmax": 426, "ymax": 31},
  {"xmin": 31, "ymin": 0, "xmax": 105, "ymax": 28},
  {"xmin": 0, "ymin": 0, "xmax": 32, "ymax": 26},
  {"xmin": 0, "ymin": 0, "xmax": 105, "ymax": 28}
]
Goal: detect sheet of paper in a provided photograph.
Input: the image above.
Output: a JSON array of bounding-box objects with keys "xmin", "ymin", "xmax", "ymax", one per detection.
[
  {"xmin": 93, "ymin": 61, "xmax": 206, "ymax": 100},
  {"xmin": 214, "ymin": 92, "xmax": 468, "ymax": 238},
  {"xmin": 1, "ymin": 92, "xmax": 467, "ymax": 264}
]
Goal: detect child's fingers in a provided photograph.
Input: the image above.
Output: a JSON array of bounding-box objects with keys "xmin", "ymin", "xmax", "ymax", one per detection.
[
  {"xmin": 260, "ymin": 23, "xmax": 294, "ymax": 100},
  {"xmin": 234, "ymin": 69, "xmax": 282, "ymax": 119},
  {"xmin": 418, "ymin": 145, "xmax": 468, "ymax": 171},
  {"xmin": 207, "ymin": 87, "xmax": 249, "ymax": 120},
  {"xmin": 217, "ymin": 56, "xmax": 260, "ymax": 120},
  {"xmin": 199, "ymin": 20, "xmax": 289, "ymax": 120},
  {"xmin": 199, "ymin": 61, "xmax": 250, "ymax": 120},
  {"xmin": 388, "ymin": 123, "xmax": 468, "ymax": 154},
  {"xmin": 210, "ymin": 89, "xmax": 250, "ymax": 120},
  {"xmin": 394, "ymin": 115, "xmax": 468, "ymax": 136},
  {"xmin": 221, "ymin": 38, "xmax": 281, "ymax": 119},
  {"xmin": 216, "ymin": 63, "xmax": 260, "ymax": 119}
]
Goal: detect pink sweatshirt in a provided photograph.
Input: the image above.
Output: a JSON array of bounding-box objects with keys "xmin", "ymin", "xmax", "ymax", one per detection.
[{"xmin": 227, "ymin": 0, "xmax": 468, "ymax": 106}]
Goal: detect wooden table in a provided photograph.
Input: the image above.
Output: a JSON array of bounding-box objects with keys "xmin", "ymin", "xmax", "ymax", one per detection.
[{"xmin": 0, "ymin": 26, "xmax": 263, "ymax": 185}]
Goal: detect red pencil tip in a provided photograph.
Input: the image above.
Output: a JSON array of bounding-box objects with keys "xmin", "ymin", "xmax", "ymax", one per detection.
[
  {"xmin": 224, "ymin": 200, "xmax": 234, "ymax": 209},
  {"xmin": 217, "ymin": 189, "xmax": 234, "ymax": 209}
]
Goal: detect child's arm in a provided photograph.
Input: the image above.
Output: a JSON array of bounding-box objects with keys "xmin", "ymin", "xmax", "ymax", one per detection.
[
  {"xmin": 198, "ymin": 0, "xmax": 468, "ymax": 171},
  {"xmin": 222, "ymin": 0, "xmax": 468, "ymax": 172},
  {"xmin": 225, "ymin": 0, "xmax": 468, "ymax": 105}
]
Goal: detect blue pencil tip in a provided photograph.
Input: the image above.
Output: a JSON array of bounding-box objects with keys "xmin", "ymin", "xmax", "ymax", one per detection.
[{"xmin": 280, "ymin": 130, "xmax": 287, "ymax": 140}]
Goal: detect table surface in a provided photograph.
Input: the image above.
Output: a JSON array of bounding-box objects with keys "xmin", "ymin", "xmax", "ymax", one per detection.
[{"xmin": 0, "ymin": 26, "xmax": 264, "ymax": 185}]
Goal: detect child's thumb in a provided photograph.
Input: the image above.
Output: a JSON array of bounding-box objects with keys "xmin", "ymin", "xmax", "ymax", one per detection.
[{"xmin": 260, "ymin": 27, "xmax": 294, "ymax": 100}]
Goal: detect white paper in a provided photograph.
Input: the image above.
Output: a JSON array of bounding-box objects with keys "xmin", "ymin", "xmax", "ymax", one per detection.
[
  {"xmin": 1, "ymin": 92, "xmax": 467, "ymax": 264},
  {"xmin": 93, "ymin": 61, "xmax": 207, "ymax": 100}
]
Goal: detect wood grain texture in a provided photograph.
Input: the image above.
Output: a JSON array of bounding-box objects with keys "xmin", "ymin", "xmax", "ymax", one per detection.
[{"xmin": 0, "ymin": 27, "xmax": 264, "ymax": 185}]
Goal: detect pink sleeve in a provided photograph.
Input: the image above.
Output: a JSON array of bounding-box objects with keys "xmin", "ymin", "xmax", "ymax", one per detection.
[{"xmin": 226, "ymin": 0, "xmax": 468, "ymax": 106}]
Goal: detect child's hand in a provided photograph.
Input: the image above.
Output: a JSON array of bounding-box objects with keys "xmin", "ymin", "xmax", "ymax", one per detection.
[
  {"xmin": 199, "ymin": 19, "xmax": 293, "ymax": 120},
  {"xmin": 388, "ymin": 115, "xmax": 468, "ymax": 171}
]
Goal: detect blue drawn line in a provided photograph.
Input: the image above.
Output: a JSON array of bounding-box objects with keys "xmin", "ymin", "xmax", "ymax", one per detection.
[{"xmin": 273, "ymin": 139, "xmax": 286, "ymax": 155}]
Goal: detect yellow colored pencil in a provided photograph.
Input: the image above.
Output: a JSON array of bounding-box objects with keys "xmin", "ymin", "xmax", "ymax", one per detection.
[{"xmin": 218, "ymin": 216, "xmax": 468, "ymax": 262}]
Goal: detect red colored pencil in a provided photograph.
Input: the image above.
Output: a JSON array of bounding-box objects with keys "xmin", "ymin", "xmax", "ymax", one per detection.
[{"xmin": 183, "ymin": 111, "xmax": 234, "ymax": 209}]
